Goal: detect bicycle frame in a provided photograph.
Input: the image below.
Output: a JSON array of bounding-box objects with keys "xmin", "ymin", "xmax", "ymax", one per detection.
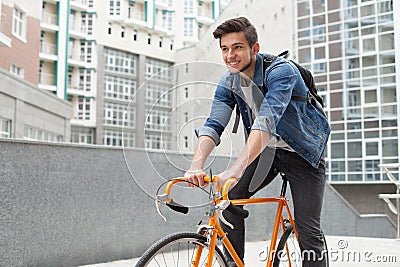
[{"xmin": 159, "ymin": 175, "xmax": 299, "ymax": 267}]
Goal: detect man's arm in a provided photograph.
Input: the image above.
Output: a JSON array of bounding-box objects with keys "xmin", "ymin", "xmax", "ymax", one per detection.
[
  {"xmin": 185, "ymin": 135, "xmax": 216, "ymax": 187},
  {"xmin": 217, "ymin": 129, "xmax": 270, "ymax": 185}
]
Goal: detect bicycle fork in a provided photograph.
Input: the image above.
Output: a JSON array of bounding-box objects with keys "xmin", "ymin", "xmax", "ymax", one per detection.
[{"xmin": 267, "ymin": 198, "xmax": 298, "ymax": 267}]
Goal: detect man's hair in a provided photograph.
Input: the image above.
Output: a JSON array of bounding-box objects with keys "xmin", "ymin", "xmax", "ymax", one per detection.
[{"xmin": 213, "ymin": 17, "xmax": 258, "ymax": 47}]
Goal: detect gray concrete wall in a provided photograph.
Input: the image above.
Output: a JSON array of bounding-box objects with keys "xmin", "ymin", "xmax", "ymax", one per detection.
[
  {"xmin": 0, "ymin": 139, "xmax": 396, "ymax": 267},
  {"xmin": 332, "ymin": 183, "xmax": 398, "ymax": 223}
]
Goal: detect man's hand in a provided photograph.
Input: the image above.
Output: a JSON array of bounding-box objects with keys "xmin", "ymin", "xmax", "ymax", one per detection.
[
  {"xmin": 217, "ymin": 165, "xmax": 244, "ymax": 188},
  {"xmin": 184, "ymin": 170, "xmax": 208, "ymax": 188}
]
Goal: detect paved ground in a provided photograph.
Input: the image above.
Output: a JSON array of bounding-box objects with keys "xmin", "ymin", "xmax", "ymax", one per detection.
[{"xmin": 80, "ymin": 236, "xmax": 400, "ymax": 266}]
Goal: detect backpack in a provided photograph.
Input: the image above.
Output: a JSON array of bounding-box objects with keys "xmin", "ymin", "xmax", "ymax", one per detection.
[{"xmin": 231, "ymin": 50, "xmax": 326, "ymax": 134}]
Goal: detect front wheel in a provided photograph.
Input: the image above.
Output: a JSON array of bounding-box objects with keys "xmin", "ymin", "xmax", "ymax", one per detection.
[
  {"xmin": 273, "ymin": 225, "xmax": 329, "ymax": 267},
  {"xmin": 135, "ymin": 232, "xmax": 228, "ymax": 267}
]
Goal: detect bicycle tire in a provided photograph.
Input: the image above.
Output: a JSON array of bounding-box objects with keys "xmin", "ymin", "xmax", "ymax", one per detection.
[
  {"xmin": 273, "ymin": 225, "xmax": 329, "ymax": 267},
  {"xmin": 135, "ymin": 232, "xmax": 228, "ymax": 267}
]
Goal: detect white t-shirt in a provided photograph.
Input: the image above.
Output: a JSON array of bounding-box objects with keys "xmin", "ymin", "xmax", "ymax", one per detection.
[{"xmin": 240, "ymin": 79, "xmax": 295, "ymax": 152}]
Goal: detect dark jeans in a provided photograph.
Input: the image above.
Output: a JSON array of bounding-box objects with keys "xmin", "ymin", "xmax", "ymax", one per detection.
[{"xmin": 221, "ymin": 148, "xmax": 326, "ymax": 267}]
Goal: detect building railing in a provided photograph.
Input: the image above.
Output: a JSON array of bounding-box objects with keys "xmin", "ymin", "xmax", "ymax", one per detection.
[
  {"xmin": 39, "ymin": 73, "xmax": 55, "ymax": 85},
  {"xmin": 378, "ymin": 163, "xmax": 400, "ymax": 239},
  {"xmin": 128, "ymin": 10, "xmax": 145, "ymax": 21},
  {"xmin": 42, "ymin": 12, "xmax": 57, "ymax": 25},
  {"xmin": 40, "ymin": 42, "xmax": 56, "ymax": 55},
  {"xmin": 71, "ymin": 0, "xmax": 88, "ymax": 6}
]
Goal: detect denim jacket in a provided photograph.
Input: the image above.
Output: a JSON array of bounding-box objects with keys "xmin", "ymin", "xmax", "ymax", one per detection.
[{"xmin": 196, "ymin": 53, "xmax": 330, "ymax": 168}]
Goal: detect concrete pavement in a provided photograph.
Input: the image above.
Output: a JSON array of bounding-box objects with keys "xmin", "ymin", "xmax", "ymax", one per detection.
[{"xmin": 79, "ymin": 236, "xmax": 400, "ymax": 266}]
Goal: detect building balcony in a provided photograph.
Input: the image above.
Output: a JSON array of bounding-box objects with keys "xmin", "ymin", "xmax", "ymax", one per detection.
[
  {"xmin": 41, "ymin": 12, "xmax": 59, "ymax": 32},
  {"xmin": 38, "ymin": 72, "xmax": 57, "ymax": 91},
  {"xmin": 125, "ymin": 11, "xmax": 146, "ymax": 27},
  {"xmin": 155, "ymin": 0, "xmax": 169, "ymax": 10},
  {"xmin": 70, "ymin": 0, "xmax": 89, "ymax": 11},
  {"xmin": 39, "ymin": 42, "xmax": 58, "ymax": 61},
  {"xmin": 197, "ymin": 8, "xmax": 214, "ymax": 25},
  {"xmin": 197, "ymin": 15, "xmax": 214, "ymax": 25},
  {"xmin": 67, "ymin": 86, "xmax": 85, "ymax": 96},
  {"xmin": 69, "ymin": 24, "xmax": 88, "ymax": 39},
  {"xmin": 68, "ymin": 54, "xmax": 86, "ymax": 68}
]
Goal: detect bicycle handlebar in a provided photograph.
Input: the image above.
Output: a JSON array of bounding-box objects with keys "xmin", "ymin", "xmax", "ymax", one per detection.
[{"xmin": 156, "ymin": 176, "xmax": 249, "ymax": 221}]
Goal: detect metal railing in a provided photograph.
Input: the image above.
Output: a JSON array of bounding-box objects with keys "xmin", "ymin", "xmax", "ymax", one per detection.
[{"xmin": 378, "ymin": 163, "xmax": 400, "ymax": 239}]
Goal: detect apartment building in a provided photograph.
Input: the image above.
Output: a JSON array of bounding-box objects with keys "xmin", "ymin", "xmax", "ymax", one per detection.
[
  {"xmin": 35, "ymin": 0, "xmax": 228, "ymax": 149},
  {"xmin": 0, "ymin": 0, "xmax": 71, "ymax": 141},
  {"xmin": 296, "ymin": 0, "xmax": 399, "ymax": 183}
]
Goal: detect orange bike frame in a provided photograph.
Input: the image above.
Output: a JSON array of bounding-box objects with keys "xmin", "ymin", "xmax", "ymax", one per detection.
[{"xmin": 163, "ymin": 177, "xmax": 299, "ymax": 267}]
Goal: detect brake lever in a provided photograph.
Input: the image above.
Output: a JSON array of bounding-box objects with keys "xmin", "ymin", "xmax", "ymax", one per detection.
[
  {"xmin": 215, "ymin": 200, "xmax": 234, "ymax": 230},
  {"xmin": 155, "ymin": 194, "xmax": 169, "ymax": 222}
]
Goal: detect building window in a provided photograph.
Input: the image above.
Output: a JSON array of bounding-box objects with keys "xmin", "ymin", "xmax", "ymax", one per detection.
[
  {"xmin": 82, "ymin": 14, "xmax": 94, "ymax": 35},
  {"xmin": 79, "ymin": 69, "xmax": 94, "ymax": 92},
  {"xmin": 12, "ymin": 6, "xmax": 26, "ymax": 40},
  {"xmin": 133, "ymin": 29, "xmax": 137, "ymax": 41},
  {"xmin": 185, "ymin": 87, "xmax": 189, "ymax": 98},
  {"xmin": 77, "ymin": 97, "xmax": 92, "ymax": 121},
  {"xmin": 0, "ymin": 118, "xmax": 11, "ymax": 138},
  {"xmin": 104, "ymin": 47, "xmax": 137, "ymax": 75},
  {"xmin": 145, "ymin": 109, "xmax": 171, "ymax": 131},
  {"xmin": 184, "ymin": 0, "xmax": 194, "ymax": 14},
  {"xmin": 159, "ymin": 36, "xmax": 163, "ymax": 47},
  {"xmin": 24, "ymin": 125, "xmax": 63, "ymax": 142},
  {"xmin": 170, "ymin": 40, "xmax": 174, "ymax": 50},
  {"xmin": 184, "ymin": 18, "xmax": 195, "ymax": 37},
  {"xmin": 71, "ymin": 126, "xmax": 94, "ymax": 144},
  {"xmin": 103, "ymin": 102, "xmax": 135, "ymax": 127},
  {"xmin": 104, "ymin": 75, "xmax": 135, "ymax": 101},
  {"xmin": 145, "ymin": 83, "xmax": 171, "ymax": 107},
  {"xmin": 103, "ymin": 129, "xmax": 134, "ymax": 147},
  {"xmin": 109, "ymin": 0, "xmax": 121, "ymax": 16},
  {"xmin": 147, "ymin": 33, "xmax": 151, "ymax": 45},
  {"xmin": 121, "ymin": 26, "xmax": 125, "ymax": 38},
  {"xmin": 108, "ymin": 23, "xmax": 112, "ymax": 34},
  {"xmin": 145, "ymin": 57, "xmax": 172, "ymax": 82},
  {"xmin": 10, "ymin": 64, "xmax": 24, "ymax": 78},
  {"xmin": 80, "ymin": 41, "xmax": 93, "ymax": 63},
  {"xmin": 128, "ymin": 2, "xmax": 134, "ymax": 18},
  {"xmin": 145, "ymin": 133, "xmax": 171, "ymax": 150}
]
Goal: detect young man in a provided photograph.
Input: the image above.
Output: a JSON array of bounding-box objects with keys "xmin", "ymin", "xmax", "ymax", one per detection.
[{"xmin": 185, "ymin": 17, "xmax": 330, "ymax": 266}]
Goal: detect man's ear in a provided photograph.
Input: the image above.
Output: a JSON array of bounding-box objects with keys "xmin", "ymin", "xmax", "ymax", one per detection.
[{"xmin": 252, "ymin": 42, "xmax": 260, "ymax": 55}]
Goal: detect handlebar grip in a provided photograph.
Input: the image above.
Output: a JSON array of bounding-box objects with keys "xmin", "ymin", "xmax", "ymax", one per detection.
[
  {"xmin": 166, "ymin": 199, "xmax": 189, "ymax": 214},
  {"xmin": 227, "ymin": 203, "xmax": 249, "ymax": 219}
]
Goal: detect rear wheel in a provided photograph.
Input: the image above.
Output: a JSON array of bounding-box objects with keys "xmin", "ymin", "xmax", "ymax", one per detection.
[
  {"xmin": 135, "ymin": 232, "xmax": 228, "ymax": 267},
  {"xmin": 273, "ymin": 225, "xmax": 329, "ymax": 267}
]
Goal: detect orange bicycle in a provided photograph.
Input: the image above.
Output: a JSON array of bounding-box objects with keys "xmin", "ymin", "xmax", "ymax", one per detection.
[{"xmin": 136, "ymin": 173, "xmax": 329, "ymax": 267}]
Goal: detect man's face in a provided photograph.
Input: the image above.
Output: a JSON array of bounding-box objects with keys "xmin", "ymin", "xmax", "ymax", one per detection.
[{"xmin": 220, "ymin": 31, "xmax": 257, "ymax": 75}]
